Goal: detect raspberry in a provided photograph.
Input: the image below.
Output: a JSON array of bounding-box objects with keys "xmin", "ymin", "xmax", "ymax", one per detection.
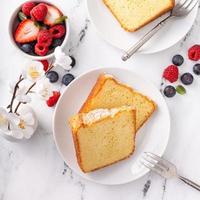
[
  {"xmin": 46, "ymin": 91, "xmax": 61, "ymax": 107},
  {"xmin": 163, "ymin": 65, "xmax": 179, "ymax": 83},
  {"xmin": 37, "ymin": 30, "xmax": 53, "ymax": 47},
  {"xmin": 188, "ymin": 45, "xmax": 200, "ymax": 61},
  {"xmin": 40, "ymin": 60, "xmax": 49, "ymax": 71},
  {"xmin": 22, "ymin": 2, "xmax": 36, "ymax": 16},
  {"xmin": 30, "ymin": 3, "xmax": 47, "ymax": 21},
  {"xmin": 35, "ymin": 43, "xmax": 49, "ymax": 56},
  {"xmin": 49, "ymin": 25, "xmax": 65, "ymax": 39}
]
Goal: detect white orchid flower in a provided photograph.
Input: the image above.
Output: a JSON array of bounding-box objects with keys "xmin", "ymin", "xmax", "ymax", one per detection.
[
  {"xmin": 9, "ymin": 80, "xmax": 16, "ymax": 94},
  {"xmin": 16, "ymin": 95, "xmax": 31, "ymax": 104},
  {"xmin": 12, "ymin": 110, "xmax": 36, "ymax": 139},
  {"xmin": 35, "ymin": 78, "xmax": 53, "ymax": 100},
  {"xmin": 0, "ymin": 108, "xmax": 18, "ymax": 132},
  {"xmin": 8, "ymin": 83, "xmax": 31, "ymax": 104},
  {"xmin": 54, "ymin": 47, "xmax": 72, "ymax": 70},
  {"xmin": 15, "ymin": 86, "xmax": 31, "ymax": 104},
  {"xmin": 0, "ymin": 108, "xmax": 9, "ymax": 131},
  {"xmin": 25, "ymin": 61, "xmax": 45, "ymax": 82}
]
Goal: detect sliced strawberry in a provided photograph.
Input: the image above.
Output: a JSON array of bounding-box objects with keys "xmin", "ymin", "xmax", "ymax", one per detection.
[
  {"xmin": 44, "ymin": 4, "xmax": 62, "ymax": 26},
  {"xmin": 15, "ymin": 19, "xmax": 40, "ymax": 43}
]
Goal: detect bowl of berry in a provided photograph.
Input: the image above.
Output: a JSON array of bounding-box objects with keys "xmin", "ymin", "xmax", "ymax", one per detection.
[{"xmin": 9, "ymin": 1, "xmax": 69, "ymax": 60}]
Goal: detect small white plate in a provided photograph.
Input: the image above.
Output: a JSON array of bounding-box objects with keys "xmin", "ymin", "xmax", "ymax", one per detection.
[
  {"xmin": 53, "ymin": 67, "xmax": 170, "ymax": 185},
  {"xmin": 87, "ymin": 0, "xmax": 198, "ymax": 54}
]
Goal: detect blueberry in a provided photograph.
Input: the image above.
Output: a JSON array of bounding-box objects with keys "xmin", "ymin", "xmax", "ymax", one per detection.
[
  {"xmin": 164, "ymin": 85, "xmax": 176, "ymax": 98},
  {"xmin": 62, "ymin": 73, "xmax": 75, "ymax": 86},
  {"xmin": 20, "ymin": 44, "xmax": 34, "ymax": 54},
  {"xmin": 70, "ymin": 56, "xmax": 76, "ymax": 67},
  {"xmin": 181, "ymin": 73, "xmax": 194, "ymax": 85},
  {"xmin": 46, "ymin": 71, "xmax": 59, "ymax": 83},
  {"xmin": 193, "ymin": 64, "xmax": 200, "ymax": 75},
  {"xmin": 51, "ymin": 38, "xmax": 63, "ymax": 48},
  {"xmin": 172, "ymin": 54, "xmax": 184, "ymax": 66}
]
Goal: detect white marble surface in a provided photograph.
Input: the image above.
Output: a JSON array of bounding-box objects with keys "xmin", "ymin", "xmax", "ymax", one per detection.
[{"xmin": 1, "ymin": 0, "xmax": 200, "ymax": 199}]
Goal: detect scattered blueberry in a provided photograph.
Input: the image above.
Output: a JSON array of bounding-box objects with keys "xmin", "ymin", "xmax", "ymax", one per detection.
[
  {"xmin": 181, "ymin": 73, "xmax": 194, "ymax": 85},
  {"xmin": 164, "ymin": 85, "xmax": 176, "ymax": 98},
  {"xmin": 172, "ymin": 54, "xmax": 184, "ymax": 66},
  {"xmin": 46, "ymin": 71, "xmax": 59, "ymax": 83},
  {"xmin": 70, "ymin": 56, "xmax": 76, "ymax": 67},
  {"xmin": 20, "ymin": 43, "xmax": 34, "ymax": 54},
  {"xmin": 51, "ymin": 38, "xmax": 63, "ymax": 48},
  {"xmin": 193, "ymin": 64, "xmax": 200, "ymax": 75},
  {"xmin": 62, "ymin": 73, "xmax": 75, "ymax": 86}
]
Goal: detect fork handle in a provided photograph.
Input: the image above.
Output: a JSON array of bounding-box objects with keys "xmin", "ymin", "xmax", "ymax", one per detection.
[
  {"xmin": 121, "ymin": 15, "xmax": 172, "ymax": 61},
  {"xmin": 178, "ymin": 175, "xmax": 200, "ymax": 191}
]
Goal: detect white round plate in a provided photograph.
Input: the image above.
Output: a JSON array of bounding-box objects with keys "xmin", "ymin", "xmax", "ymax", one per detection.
[
  {"xmin": 53, "ymin": 67, "xmax": 170, "ymax": 185},
  {"xmin": 87, "ymin": 0, "xmax": 198, "ymax": 54}
]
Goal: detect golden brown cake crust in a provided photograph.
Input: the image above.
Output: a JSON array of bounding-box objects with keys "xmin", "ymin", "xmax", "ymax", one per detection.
[
  {"xmin": 79, "ymin": 74, "xmax": 157, "ymax": 131},
  {"xmin": 103, "ymin": 0, "xmax": 175, "ymax": 32},
  {"xmin": 69, "ymin": 109, "xmax": 136, "ymax": 173},
  {"xmin": 79, "ymin": 74, "xmax": 109, "ymax": 113}
]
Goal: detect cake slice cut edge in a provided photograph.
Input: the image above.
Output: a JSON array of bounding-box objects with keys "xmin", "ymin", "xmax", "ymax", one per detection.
[
  {"xmin": 69, "ymin": 106, "xmax": 136, "ymax": 173},
  {"xmin": 103, "ymin": 0, "xmax": 175, "ymax": 32},
  {"xmin": 79, "ymin": 73, "xmax": 157, "ymax": 131}
]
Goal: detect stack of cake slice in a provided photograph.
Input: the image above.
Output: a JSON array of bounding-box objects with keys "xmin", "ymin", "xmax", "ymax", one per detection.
[{"xmin": 69, "ymin": 74, "xmax": 156, "ymax": 172}]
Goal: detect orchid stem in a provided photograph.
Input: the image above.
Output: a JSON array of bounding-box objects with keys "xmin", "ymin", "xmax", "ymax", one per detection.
[
  {"xmin": 14, "ymin": 82, "xmax": 36, "ymax": 114},
  {"xmin": 45, "ymin": 60, "xmax": 54, "ymax": 74},
  {"xmin": 7, "ymin": 75, "xmax": 24, "ymax": 113}
]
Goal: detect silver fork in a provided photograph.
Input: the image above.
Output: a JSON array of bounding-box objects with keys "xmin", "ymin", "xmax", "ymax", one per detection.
[
  {"xmin": 122, "ymin": 0, "xmax": 199, "ymax": 61},
  {"xmin": 141, "ymin": 152, "xmax": 200, "ymax": 191}
]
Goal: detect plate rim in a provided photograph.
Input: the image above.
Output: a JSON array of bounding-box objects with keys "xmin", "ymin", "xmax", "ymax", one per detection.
[
  {"xmin": 86, "ymin": 0, "xmax": 198, "ymax": 54},
  {"xmin": 53, "ymin": 67, "xmax": 171, "ymax": 185}
]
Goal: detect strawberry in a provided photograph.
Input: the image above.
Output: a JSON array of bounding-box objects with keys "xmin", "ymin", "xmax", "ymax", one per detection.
[
  {"xmin": 30, "ymin": 3, "xmax": 48, "ymax": 22},
  {"xmin": 44, "ymin": 4, "xmax": 62, "ymax": 26},
  {"xmin": 22, "ymin": 2, "xmax": 36, "ymax": 16},
  {"xmin": 15, "ymin": 19, "xmax": 39, "ymax": 43},
  {"xmin": 40, "ymin": 60, "xmax": 49, "ymax": 71},
  {"xmin": 46, "ymin": 91, "xmax": 61, "ymax": 107},
  {"xmin": 35, "ymin": 43, "xmax": 49, "ymax": 56},
  {"xmin": 163, "ymin": 65, "xmax": 179, "ymax": 83}
]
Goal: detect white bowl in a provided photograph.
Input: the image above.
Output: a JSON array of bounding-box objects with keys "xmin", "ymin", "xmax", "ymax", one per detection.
[{"xmin": 8, "ymin": 0, "xmax": 70, "ymax": 60}]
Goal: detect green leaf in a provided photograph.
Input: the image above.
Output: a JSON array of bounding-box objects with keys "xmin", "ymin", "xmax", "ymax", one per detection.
[
  {"xmin": 54, "ymin": 16, "xmax": 68, "ymax": 25},
  {"xmin": 34, "ymin": 21, "xmax": 42, "ymax": 29},
  {"xmin": 176, "ymin": 85, "xmax": 186, "ymax": 95},
  {"xmin": 18, "ymin": 12, "xmax": 27, "ymax": 21}
]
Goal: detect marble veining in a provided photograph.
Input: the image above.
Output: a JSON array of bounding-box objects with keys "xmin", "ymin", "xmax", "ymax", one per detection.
[
  {"xmin": 161, "ymin": 179, "xmax": 167, "ymax": 200},
  {"xmin": 1, "ymin": 0, "xmax": 200, "ymax": 199},
  {"xmin": 143, "ymin": 179, "xmax": 151, "ymax": 197}
]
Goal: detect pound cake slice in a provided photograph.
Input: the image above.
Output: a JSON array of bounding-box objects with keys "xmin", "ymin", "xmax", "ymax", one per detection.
[
  {"xmin": 103, "ymin": 0, "xmax": 175, "ymax": 32},
  {"xmin": 80, "ymin": 74, "xmax": 156, "ymax": 131},
  {"xmin": 69, "ymin": 106, "xmax": 136, "ymax": 173}
]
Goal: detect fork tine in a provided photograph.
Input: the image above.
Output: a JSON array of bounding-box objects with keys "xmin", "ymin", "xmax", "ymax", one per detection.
[
  {"xmin": 140, "ymin": 160, "xmax": 164, "ymax": 175},
  {"xmin": 144, "ymin": 152, "xmax": 162, "ymax": 162},
  {"xmin": 140, "ymin": 160, "xmax": 157, "ymax": 171},
  {"xmin": 185, "ymin": 0, "xmax": 198, "ymax": 8},
  {"xmin": 182, "ymin": 0, "xmax": 195, "ymax": 8},
  {"xmin": 187, "ymin": 0, "xmax": 199, "ymax": 11},
  {"xmin": 142, "ymin": 155, "xmax": 167, "ymax": 171},
  {"xmin": 175, "ymin": 0, "xmax": 190, "ymax": 9}
]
